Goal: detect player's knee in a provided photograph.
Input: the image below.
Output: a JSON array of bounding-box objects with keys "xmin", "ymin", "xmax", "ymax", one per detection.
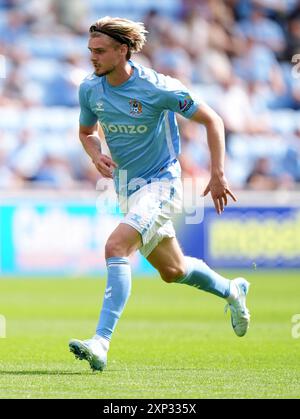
[
  {"xmin": 105, "ymin": 239, "xmax": 127, "ymax": 258},
  {"xmin": 159, "ymin": 265, "xmax": 186, "ymax": 283}
]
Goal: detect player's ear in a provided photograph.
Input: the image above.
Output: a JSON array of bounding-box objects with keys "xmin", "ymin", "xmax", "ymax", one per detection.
[{"xmin": 120, "ymin": 44, "xmax": 128, "ymax": 57}]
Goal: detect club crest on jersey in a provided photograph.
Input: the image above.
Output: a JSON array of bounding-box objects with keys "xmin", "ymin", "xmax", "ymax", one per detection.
[
  {"xmin": 179, "ymin": 94, "xmax": 194, "ymax": 113},
  {"xmin": 129, "ymin": 99, "xmax": 143, "ymax": 116}
]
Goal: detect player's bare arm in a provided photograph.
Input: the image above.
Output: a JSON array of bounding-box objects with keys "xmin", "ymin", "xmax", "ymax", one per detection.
[
  {"xmin": 190, "ymin": 103, "xmax": 237, "ymax": 214},
  {"xmin": 79, "ymin": 123, "xmax": 117, "ymax": 178}
]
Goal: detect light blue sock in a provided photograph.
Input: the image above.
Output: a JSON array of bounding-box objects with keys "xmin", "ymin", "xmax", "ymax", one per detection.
[
  {"xmin": 175, "ymin": 256, "xmax": 230, "ymax": 299},
  {"xmin": 96, "ymin": 257, "xmax": 131, "ymax": 341}
]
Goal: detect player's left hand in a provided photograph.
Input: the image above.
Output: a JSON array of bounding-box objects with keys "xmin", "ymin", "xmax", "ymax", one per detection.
[{"xmin": 203, "ymin": 175, "xmax": 237, "ymax": 215}]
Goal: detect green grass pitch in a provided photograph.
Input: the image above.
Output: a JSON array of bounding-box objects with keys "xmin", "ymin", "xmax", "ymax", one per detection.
[{"xmin": 0, "ymin": 270, "xmax": 300, "ymax": 399}]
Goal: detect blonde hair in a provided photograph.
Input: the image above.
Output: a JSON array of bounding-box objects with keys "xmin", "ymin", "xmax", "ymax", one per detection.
[{"xmin": 89, "ymin": 16, "xmax": 147, "ymax": 59}]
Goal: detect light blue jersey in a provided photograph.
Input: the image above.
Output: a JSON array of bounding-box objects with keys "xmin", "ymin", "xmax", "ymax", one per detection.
[{"xmin": 79, "ymin": 61, "xmax": 199, "ymax": 196}]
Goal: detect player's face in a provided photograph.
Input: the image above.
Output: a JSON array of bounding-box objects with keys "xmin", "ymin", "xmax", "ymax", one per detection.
[{"xmin": 88, "ymin": 35, "xmax": 124, "ymax": 76}]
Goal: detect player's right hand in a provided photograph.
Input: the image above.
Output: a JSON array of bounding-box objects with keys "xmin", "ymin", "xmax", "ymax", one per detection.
[{"xmin": 92, "ymin": 154, "xmax": 118, "ymax": 179}]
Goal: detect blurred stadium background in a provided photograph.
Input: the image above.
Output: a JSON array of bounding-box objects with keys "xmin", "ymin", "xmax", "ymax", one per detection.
[{"xmin": 1, "ymin": 0, "xmax": 300, "ymax": 275}]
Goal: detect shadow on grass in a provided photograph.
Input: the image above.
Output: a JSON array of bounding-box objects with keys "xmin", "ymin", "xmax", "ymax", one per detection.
[
  {"xmin": 0, "ymin": 370, "xmax": 92, "ymax": 376},
  {"xmin": 1, "ymin": 367, "xmax": 205, "ymax": 375}
]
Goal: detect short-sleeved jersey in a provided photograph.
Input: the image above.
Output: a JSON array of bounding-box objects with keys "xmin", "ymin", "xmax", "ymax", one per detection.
[{"xmin": 79, "ymin": 60, "xmax": 199, "ymax": 196}]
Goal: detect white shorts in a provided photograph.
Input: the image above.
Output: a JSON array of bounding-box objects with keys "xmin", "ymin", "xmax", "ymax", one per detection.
[{"xmin": 119, "ymin": 178, "xmax": 183, "ymax": 257}]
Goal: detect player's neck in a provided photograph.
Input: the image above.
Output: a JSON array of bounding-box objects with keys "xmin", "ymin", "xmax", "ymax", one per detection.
[{"xmin": 106, "ymin": 62, "xmax": 133, "ymax": 87}]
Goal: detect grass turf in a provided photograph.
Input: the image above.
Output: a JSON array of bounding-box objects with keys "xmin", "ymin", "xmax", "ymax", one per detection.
[{"xmin": 0, "ymin": 270, "xmax": 300, "ymax": 399}]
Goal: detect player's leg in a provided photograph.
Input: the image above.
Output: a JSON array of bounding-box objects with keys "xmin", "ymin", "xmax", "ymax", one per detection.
[
  {"xmin": 69, "ymin": 223, "xmax": 141, "ymax": 371},
  {"xmin": 147, "ymin": 237, "xmax": 250, "ymax": 337},
  {"xmin": 96, "ymin": 223, "xmax": 142, "ymax": 340},
  {"xmin": 147, "ymin": 237, "xmax": 231, "ymax": 297}
]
